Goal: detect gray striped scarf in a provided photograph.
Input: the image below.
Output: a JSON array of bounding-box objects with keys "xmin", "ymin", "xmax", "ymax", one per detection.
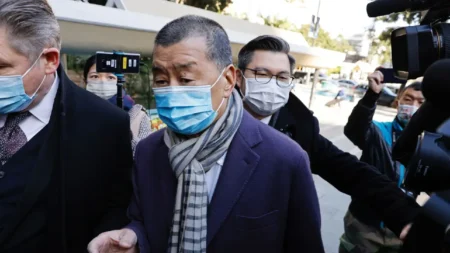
[{"xmin": 164, "ymin": 90, "xmax": 243, "ymax": 253}]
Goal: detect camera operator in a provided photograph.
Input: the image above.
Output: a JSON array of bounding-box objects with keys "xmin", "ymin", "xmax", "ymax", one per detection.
[
  {"xmin": 340, "ymin": 70, "xmax": 424, "ymax": 253},
  {"xmin": 83, "ymin": 55, "xmax": 151, "ymax": 155}
]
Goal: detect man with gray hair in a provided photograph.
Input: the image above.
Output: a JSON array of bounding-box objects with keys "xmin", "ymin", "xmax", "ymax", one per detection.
[
  {"xmin": 0, "ymin": 1, "xmax": 133, "ymax": 252},
  {"xmin": 89, "ymin": 15, "xmax": 324, "ymax": 253}
]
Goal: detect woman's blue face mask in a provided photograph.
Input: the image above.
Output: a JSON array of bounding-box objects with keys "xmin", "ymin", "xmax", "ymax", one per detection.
[
  {"xmin": 0, "ymin": 52, "xmax": 46, "ymax": 114},
  {"xmin": 152, "ymin": 69, "xmax": 226, "ymax": 135}
]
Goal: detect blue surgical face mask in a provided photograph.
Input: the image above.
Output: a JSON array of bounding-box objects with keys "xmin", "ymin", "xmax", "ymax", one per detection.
[
  {"xmin": 153, "ymin": 69, "xmax": 226, "ymax": 135},
  {"xmin": 0, "ymin": 52, "xmax": 46, "ymax": 114}
]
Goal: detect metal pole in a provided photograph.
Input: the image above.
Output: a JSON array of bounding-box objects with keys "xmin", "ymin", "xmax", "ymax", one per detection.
[
  {"xmin": 308, "ymin": 69, "xmax": 320, "ymax": 109},
  {"xmin": 311, "ymin": 0, "xmax": 321, "ymax": 47},
  {"xmin": 116, "ymin": 74, "xmax": 125, "ymax": 109},
  {"xmin": 308, "ymin": 0, "xmax": 322, "ymax": 109}
]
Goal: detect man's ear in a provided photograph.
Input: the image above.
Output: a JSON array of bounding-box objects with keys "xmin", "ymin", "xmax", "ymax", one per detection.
[
  {"xmin": 43, "ymin": 48, "xmax": 60, "ymax": 75},
  {"xmin": 392, "ymin": 98, "xmax": 399, "ymax": 109},
  {"xmin": 223, "ymin": 64, "xmax": 236, "ymax": 98},
  {"xmin": 236, "ymin": 69, "xmax": 243, "ymax": 89}
]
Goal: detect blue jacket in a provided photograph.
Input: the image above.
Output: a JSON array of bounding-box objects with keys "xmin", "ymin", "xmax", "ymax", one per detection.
[
  {"xmin": 127, "ymin": 111, "xmax": 324, "ymax": 253},
  {"xmin": 372, "ymin": 120, "xmax": 405, "ymax": 187}
]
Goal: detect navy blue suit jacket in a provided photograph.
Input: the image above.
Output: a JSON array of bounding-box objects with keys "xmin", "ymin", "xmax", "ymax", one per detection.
[{"xmin": 127, "ymin": 111, "xmax": 324, "ymax": 253}]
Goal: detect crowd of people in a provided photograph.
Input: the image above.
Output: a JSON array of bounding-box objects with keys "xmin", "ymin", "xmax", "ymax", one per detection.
[{"xmin": 0, "ymin": 1, "xmax": 426, "ymax": 253}]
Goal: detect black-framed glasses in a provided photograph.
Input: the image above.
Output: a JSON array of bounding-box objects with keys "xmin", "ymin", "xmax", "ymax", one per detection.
[{"xmin": 244, "ymin": 68, "xmax": 294, "ymax": 87}]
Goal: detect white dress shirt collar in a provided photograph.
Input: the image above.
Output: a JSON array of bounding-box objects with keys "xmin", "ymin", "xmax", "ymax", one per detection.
[
  {"xmin": 29, "ymin": 73, "xmax": 59, "ymax": 124},
  {"xmin": 260, "ymin": 115, "xmax": 273, "ymax": 125}
]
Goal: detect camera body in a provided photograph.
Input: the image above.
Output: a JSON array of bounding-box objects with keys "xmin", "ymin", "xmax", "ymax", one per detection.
[
  {"xmin": 366, "ymin": 0, "xmax": 450, "ymax": 193},
  {"xmin": 403, "ymin": 119, "xmax": 450, "ymax": 193},
  {"xmin": 96, "ymin": 51, "xmax": 140, "ymax": 74},
  {"xmin": 367, "ymin": 0, "xmax": 450, "ymax": 80},
  {"xmin": 95, "ymin": 51, "xmax": 141, "ymax": 109},
  {"xmin": 391, "ymin": 23, "xmax": 450, "ymax": 80}
]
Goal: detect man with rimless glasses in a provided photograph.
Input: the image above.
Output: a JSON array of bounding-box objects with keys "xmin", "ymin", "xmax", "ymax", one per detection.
[
  {"xmin": 237, "ymin": 66, "xmax": 294, "ymax": 124},
  {"xmin": 236, "ymin": 35, "xmax": 420, "ymax": 249}
]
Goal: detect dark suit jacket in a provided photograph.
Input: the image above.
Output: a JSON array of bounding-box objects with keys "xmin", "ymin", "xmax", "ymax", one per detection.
[
  {"xmin": 0, "ymin": 67, "xmax": 133, "ymax": 252},
  {"xmin": 269, "ymin": 92, "xmax": 420, "ymax": 236},
  {"xmin": 127, "ymin": 111, "xmax": 324, "ymax": 253}
]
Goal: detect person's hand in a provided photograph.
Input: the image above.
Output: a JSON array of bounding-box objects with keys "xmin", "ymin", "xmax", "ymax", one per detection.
[
  {"xmin": 87, "ymin": 229, "xmax": 138, "ymax": 253},
  {"xmin": 368, "ymin": 70, "xmax": 384, "ymax": 94},
  {"xmin": 400, "ymin": 223, "xmax": 413, "ymax": 241}
]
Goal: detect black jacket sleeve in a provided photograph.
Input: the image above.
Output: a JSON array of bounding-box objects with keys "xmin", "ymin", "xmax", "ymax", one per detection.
[
  {"xmin": 94, "ymin": 114, "xmax": 133, "ymax": 235},
  {"xmin": 343, "ymin": 89, "xmax": 380, "ymax": 149},
  {"xmin": 310, "ymin": 116, "xmax": 420, "ymax": 236}
]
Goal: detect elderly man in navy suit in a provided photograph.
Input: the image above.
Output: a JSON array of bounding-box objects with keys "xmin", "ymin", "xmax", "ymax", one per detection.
[{"xmin": 88, "ymin": 15, "xmax": 323, "ymax": 253}]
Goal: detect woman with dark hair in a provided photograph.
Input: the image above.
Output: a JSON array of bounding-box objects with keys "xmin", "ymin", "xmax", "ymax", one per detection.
[{"xmin": 83, "ymin": 55, "xmax": 151, "ymax": 155}]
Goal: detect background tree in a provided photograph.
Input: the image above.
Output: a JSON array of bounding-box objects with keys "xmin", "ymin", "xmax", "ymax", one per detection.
[
  {"xmin": 168, "ymin": 0, "xmax": 233, "ymax": 12},
  {"xmin": 285, "ymin": 0, "xmax": 304, "ymax": 3},
  {"xmin": 261, "ymin": 16, "xmax": 354, "ymax": 53},
  {"xmin": 260, "ymin": 16, "xmax": 297, "ymax": 32},
  {"xmin": 376, "ymin": 12, "xmax": 420, "ymax": 25},
  {"xmin": 368, "ymin": 38, "xmax": 392, "ymax": 65},
  {"xmin": 298, "ymin": 25, "xmax": 354, "ymax": 53}
]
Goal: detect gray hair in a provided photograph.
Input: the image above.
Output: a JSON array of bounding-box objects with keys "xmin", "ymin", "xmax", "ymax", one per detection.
[
  {"xmin": 0, "ymin": 0, "xmax": 61, "ymax": 61},
  {"xmin": 155, "ymin": 15, "xmax": 232, "ymax": 70}
]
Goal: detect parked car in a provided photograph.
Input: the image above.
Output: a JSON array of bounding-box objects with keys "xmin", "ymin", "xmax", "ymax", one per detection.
[
  {"xmin": 378, "ymin": 86, "xmax": 397, "ymax": 107},
  {"xmin": 293, "ymin": 71, "xmax": 329, "ymax": 84},
  {"xmin": 310, "ymin": 73, "xmax": 329, "ymax": 83},
  {"xmin": 320, "ymin": 80, "xmax": 340, "ymax": 93},
  {"xmin": 338, "ymin": 79, "xmax": 358, "ymax": 88},
  {"xmin": 354, "ymin": 84, "xmax": 397, "ymax": 107},
  {"xmin": 354, "ymin": 84, "xmax": 368, "ymax": 97}
]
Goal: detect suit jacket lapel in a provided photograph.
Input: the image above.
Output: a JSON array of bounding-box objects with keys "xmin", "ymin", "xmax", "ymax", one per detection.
[
  {"xmin": 146, "ymin": 133, "xmax": 177, "ymax": 252},
  {"xmin": 207, "ymin": 112, "xmax": 262, "ymax": 244}
]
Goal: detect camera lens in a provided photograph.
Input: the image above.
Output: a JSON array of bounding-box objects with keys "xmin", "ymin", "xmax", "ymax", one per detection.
[
  {"xmin": 433, "ymin": 23, "xmax": 450, "ymax": 60},
  {"xmin": 391, "ymin": 24, "xmax": 450, "ymax": 80},
  {"xmin": 392, "ymin": 25, "xmax": 436, "ymax": 80}
]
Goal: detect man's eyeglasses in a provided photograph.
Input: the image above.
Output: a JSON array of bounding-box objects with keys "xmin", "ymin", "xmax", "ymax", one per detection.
[{"xmin": 243, "ymin": 68, "xmax": 294, "ymax": 88}]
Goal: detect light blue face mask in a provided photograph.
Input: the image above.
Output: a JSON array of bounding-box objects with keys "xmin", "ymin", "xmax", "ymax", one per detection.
[
  {"xmin": 153, "ymin": 69, "xmax": 226, "ymax": 135},
  {"xmin": 0, "ymin": 52, "xmax": 46, "ymax": 115}
]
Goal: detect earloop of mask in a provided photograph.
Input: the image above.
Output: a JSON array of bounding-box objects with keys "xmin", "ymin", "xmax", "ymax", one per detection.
[{"xmin": 213, "ymin": 67, "xmax": 228, "ymax": 113}]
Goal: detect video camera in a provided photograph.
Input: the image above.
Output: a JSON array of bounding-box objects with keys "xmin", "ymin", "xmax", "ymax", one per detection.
[
  {"xmin": 95, "ymin": 51, "xmax": 141, "ymax": 109},
  {"xmin": 368, "ymin": 0, "xmax": 450, "ymax": 80},
  {"xmin": 366, "ymin": 0, "xmax": 450, "ymax": 251}
]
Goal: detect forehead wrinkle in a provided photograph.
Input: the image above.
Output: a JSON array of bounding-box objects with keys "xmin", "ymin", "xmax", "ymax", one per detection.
[{"xmin": 173, "ymin": 61, "xmax": 197, "ymax": 71}]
